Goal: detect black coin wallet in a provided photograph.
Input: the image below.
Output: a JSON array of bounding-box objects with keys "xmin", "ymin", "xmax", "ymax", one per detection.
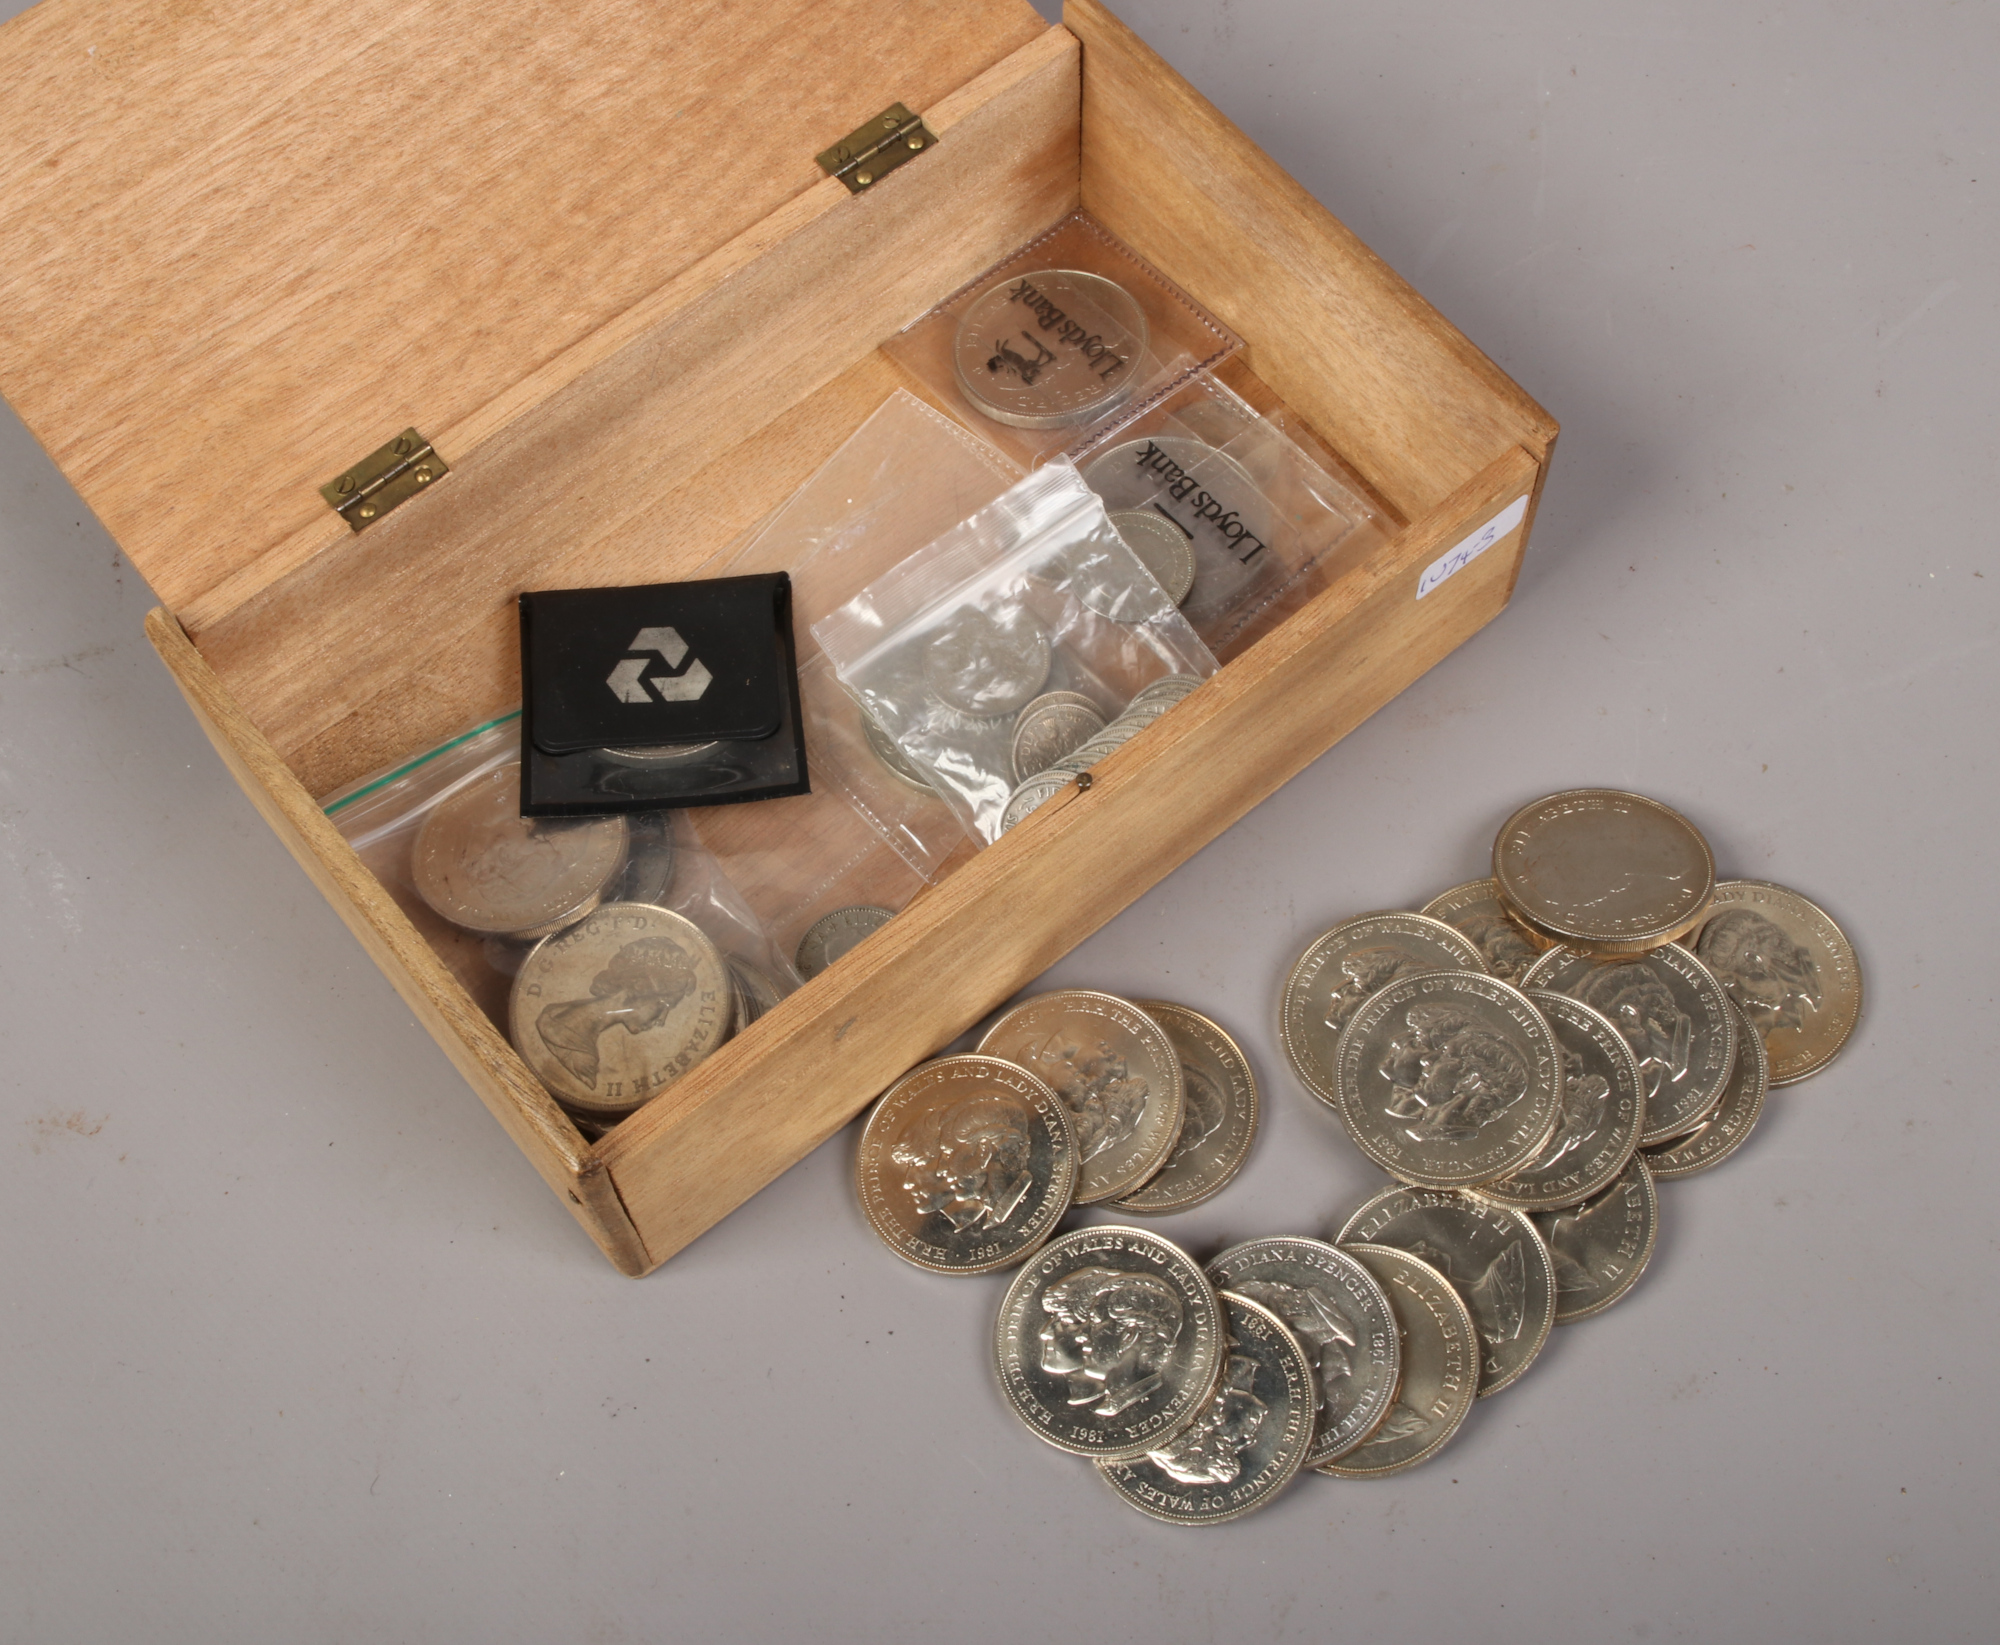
[{"xmin": 517, "ymin": 572, "xmax": 809, "ymax": 816}]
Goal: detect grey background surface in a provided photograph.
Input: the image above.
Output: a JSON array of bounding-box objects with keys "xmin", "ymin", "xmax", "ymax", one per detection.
[{"xmin": 1, "ymin": 0, "xmax": 1993, "ymax": 1639}]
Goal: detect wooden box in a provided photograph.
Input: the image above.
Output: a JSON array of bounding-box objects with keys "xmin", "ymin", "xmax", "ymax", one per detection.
[{"xmin": 0, "ymin": 0, "xmax": 1554, "ymax": 1274}]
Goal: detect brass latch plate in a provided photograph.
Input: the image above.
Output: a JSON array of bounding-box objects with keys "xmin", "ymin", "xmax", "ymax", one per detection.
[
  {"xmin": 816, "ymin": 103, "xmax": 937, "ymax": 194},
  {"xmin": 320, "ymin": 429, "xmax": 447, "ymax": 531}
]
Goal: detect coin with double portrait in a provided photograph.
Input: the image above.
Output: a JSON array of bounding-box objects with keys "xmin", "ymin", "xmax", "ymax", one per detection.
[{"xmin": 1689, "ymin": 879, "xmax": 1861, "ymax": 1086}]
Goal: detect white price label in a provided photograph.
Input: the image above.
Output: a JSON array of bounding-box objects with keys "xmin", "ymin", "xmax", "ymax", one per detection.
[{"xmin": 1416, "ymin": 494, "xmax": 1531, "ymax": 599}]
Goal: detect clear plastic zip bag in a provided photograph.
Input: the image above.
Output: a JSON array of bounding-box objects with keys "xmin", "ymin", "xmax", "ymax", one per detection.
[
  {"xmin": 321, "ymin": 718, "xmax": 799, "ymax": 1129},
  {"xmin": 813, "ymin": 462, "xmax": 1217, "ymax": 845},
  {"xmin": 1072, "ymin": 371, "xmax": 1392, "ymax": 662}
]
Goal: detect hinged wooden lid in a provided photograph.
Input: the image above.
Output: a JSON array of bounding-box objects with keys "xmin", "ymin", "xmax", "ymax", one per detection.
[{"xmin": 0, "ymin": 0, "xmax": 1045, "ymax": 616}]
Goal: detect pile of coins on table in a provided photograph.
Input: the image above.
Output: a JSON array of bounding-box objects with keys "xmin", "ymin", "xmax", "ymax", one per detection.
[{"xmin": 853, "ymin": 788, "xmax": 1861, "ymax": 1524}]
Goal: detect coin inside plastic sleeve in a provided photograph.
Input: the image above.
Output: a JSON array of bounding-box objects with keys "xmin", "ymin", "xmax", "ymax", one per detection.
[
  {"xmin": 861, "ymin": 710, "xmax": 939, "ymax": 797},
  {"xmin": 992, "ymin": 1225, "xmax": 1224, "ymax": 1460},
  {"xmin": 1330, "ymin": 970, "xmax": 1564, "ymax": 1190},
  {"xmin": 1011, "ymin": 692, "xmax": 1105, "ymax": 783},
  {"xmin": 1206, "ymin": 1235, "xmax": 1398, "ymax": 1466},
  {"xmin": 1521, "ymin": 941, "xmax": 1737, "ymax": 1146},
  {"xmin": 1316, "ymin": 1244, "xmax": 1478, "ymax": 1479},
  {"xmin": 1533, "ymin": 1153, "xmax": 1660, "ymax": 1324},
  {"xmin": 1096, "ymin": 1291, "xmax": 1315, "ymax": 1524},
  {"xmin": 1081, "ymin": 435, "xmax": 1276, "ymax": 623},
  {"xmin": 854, "ymin": 1055, "xmax": 1076, "ymax": 1276},
  {"xmin": 1492, "ymin": 788, "xmax": 1716, "ymax": 956},
  {"xmin": 922, "ymin": 604, "xmax": 1051, "ymax": 718},
  {"xmin": 1419, "ymin": 877, "xmax": 1554, "ymax": 985},
  {"xmin": 1113, "ymin": 1001, "xmax": 1260, "ymax": 1216},
  {"xmin": 612, "ymin": 810, "xmax": 677, "ymax": 906},
  {"xmin": 795, "ymin": 906, "xmax": 893, "ymax": 980},
  {"xmin": 509, "ymin": 902, "xmax": 731, "ymax": 1115},
  {"xmin": 1476, "ymin": 991, "xmax": 1646, "ymax": 1211},
  {"xmin": 1689, "ymin": 878, "xmax": 1862, "ymax": 1086},
  {"xmin": 1280, "ymin": 911, "xmax": 1488, "ymax": 1109},
  {"xmin": 1338, "ymin": 1184, "xmax": 1557, "ymax": 1397},
  {"xmin": 412, "ymin": 760, "xmax": 628, "ymax": 938},
  {"xmin": 1644, "ymin": 998, "xmax": 1769, "ymax": 1180},
  {"xmin": 979, "ymin": 990, "xmax": 1184, "ymax": 1203},
  {"xmin": 952, "ymin": 269, "xmax": 1149, "ymax": 430},
  {"xmin": 1106, "ymin": 509, "xmax": 1196, "ymax": 605}
]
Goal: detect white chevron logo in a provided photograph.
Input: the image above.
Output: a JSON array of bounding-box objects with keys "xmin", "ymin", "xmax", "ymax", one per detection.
[{"xmin": 606, "ymin": 627, "xmax": 711, "ymax": 705}]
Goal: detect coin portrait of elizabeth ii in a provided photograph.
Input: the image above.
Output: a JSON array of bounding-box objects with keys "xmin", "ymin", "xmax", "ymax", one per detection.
[
  {"xmin": 1038, "ymin": 1267, "xmax": 1188, "ymax": 1420},
  {"xmin": 1575, "ymin": 963, "xmax": 1692, "ymax": 1102},
  {"xmin": 1695, "ymin": 907, "xmax": 1823, "ymax": 1036},
  {"xmin": 1143, "ymin": 1352, "xmax": 1266, "ymax": 1486},
  {"xmin": 535, "ymin": 935, "xmax": 701, "ymax": 1086},
  {"xmin": 1378, "ymin": 1003, "xmax": 1533, "ymax": 1142},
  {"xmin": 889, "ymin": 1094, "xmax": 1035, "ymax": 1235}
]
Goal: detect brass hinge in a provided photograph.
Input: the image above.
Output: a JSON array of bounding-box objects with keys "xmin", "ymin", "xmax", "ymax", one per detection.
[
  {"xmin": 319, "ymin": 428, "xmax": 448, "ymax": 531},
  {"xmin": 816, "ymin": 103, "xmax": 937, "ymax": 194}
]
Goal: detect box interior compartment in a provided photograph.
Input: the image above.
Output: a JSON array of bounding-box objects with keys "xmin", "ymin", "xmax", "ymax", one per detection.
[{"xmin": 3, "ymin": 0, "xmax": 1554, "ymax": 1272}]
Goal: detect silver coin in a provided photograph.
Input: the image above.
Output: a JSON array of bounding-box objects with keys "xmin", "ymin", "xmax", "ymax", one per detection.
[
  {"xmin": 1080, "ymin": 437, "xmax": 1276, "ymax": 622},
  {"xmin": 598, "ymin": 740, "xmax": 722, "ymax": 768},
  {"xmin": 1207, "ymin": 1236, "xmax": 1399, "ymax": 1466},
  {"xmin": 1419, "ymin": 878, "xmax": 1553, "ymax": 985},
  {"xmin": 1012, "ymin": 694, "xmax": 1106, "ymax": 783},
  {"xmin": 613, "ymin": 811, "xmax": 677, "ymax": 906},
  {"xmin": 979, "ymin": 990, "xmax": 1184, "ymax": 1203},
  {"xmin": 1107, "ymin": 509, "xmax": 1196, "ymax": 605},
  {"xmin": 510, "ymin": 902, "xmax": 731, "ymax": 1115},
  {"xmin": 412, "ymin": 760, "xmax": 628, "ymax": 939},
  {"xmin": 1280, "ymin": 912, "xmax": 1487, "ymax": 1108},
  {"xmin": 1689, "ymin": 879, "xmax": 1862, "ymax": 1086},
  {"xmin": 1534, "ymin": 1153, "xmax": 1660, "ymax": 1323},
  {"xmin": 855, "ymin": 1054, "xmax": 1076, "ymax": 1275},
  {"xmin": 1098, "ymin": 1292, "xmax": 1315, "ymax": 1524},
  {"xmin": 1127, "ymin": 672, "xmax": 1205, "ymax": 710},
  {"xmin": 1477, "ymin": 992, "xmax": 1646, "ymax": 1211},
  {"xmin": 1114, "ymin": 1001, "xmax": 1260, "ymax": 1215},
  {"xmin": 1645, "ymin": 998, "xmax": 1769, "ymax": 1180},
  {"xmin": 993, "ymin": 1225, "xmax": 1224, "ymax": 1460},
  {"xmin": 862, "ymin": 711, "xmax": 939, "ymax": 797},
  {"xmin": 727, "ymin": 959, "xmax": 785, "ymax": 1034},
  {"xmin": 922, "ymin": 604, "xmax": 1051, "ymax": 718},
  {"xmin": 1338, "ymin": 1184, "xmax": 1557, "ymax": 1397},
  {"xmin": 1331, "ymin": 970, "xmax": 1564, "ymax": 1190},
  {"xmin": 952, "ymin": 269, "xmax": 1149, "ymax": 430},
  {"xmin": 1317, "ymin": 1244, "xmax": 1478, "ymax": 1479},
  {"xmin": 795, "ymin": 906, "xmax": 893, "ymax": 980},
  {"xmin": 1000, "ymin": 770, "xmax": 1073, "ymax": 834},
  {"xmin": 1521, "ymin": 942, "xmax": 1738, "ymax": 1146}
]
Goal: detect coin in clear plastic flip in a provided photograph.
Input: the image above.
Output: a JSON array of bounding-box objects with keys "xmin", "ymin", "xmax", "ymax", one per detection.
[
  {"xmin": 1097, "ymin": 1291, "xmax": 1315, "ymax": 1524},
  {"xmin": 1280, "ymin": 911, "xmax": 1487, "ymax": 1109},
  {"xmin": 413, "ymin": 760, "xmax": 628, "ymax": 939},
  {"xmin": 1330, "ymin": 970, "xmax": 1563, "ymax": 1190},
  {"xmin": 509, "ymin": 902, "xmax": 730, "ymax": 1115},
  {"xmin": 795, "ymin": 905, "xmax": 893, "ymax": 980},
  {"xmin": 727, "ymin": 959, "xmax": 785, "ymax": 1034},
  {"xmin": 979, "ymin": 990, "xmax": 1184, "ymax": 1203},
  {"xmin": 1338, "ymin": 1184, "xmax": 1557, "ymax": 1397},
  {"xmin": 1534, "ymin": 1153, "xmax": 1660, "ymax": 1324},
  {"xmin": 854, "ymin": 1054, "xmax": 1076, "ymax": 1276},
  {"xmin": 1477, "ymin": 991, "xmax": 1645, "ymax": 1211},
  {"xmin": 1688, "ymin": 879, "xmax": 1861, "ymax": 1086},
  {"xmin": 1419, "ymin": 877, "xmax": 1554, "ymax": 985},
  {"xmin": 1492, "ymin": 788, "xmax": 1716, "ymax": 956},
  {"xmin": 862, "ymin": 710, "xmax": 940, "ymax": 797},
  {"xmin": 1316, "ymin": 1244, "xmax": 1478, "ymax": 1479},
  {"xmin": 1521, "ymin": 941, "xmax": 1737, "ymax": 1145},
  {"xmin": 922, "ymin": 604, "xmax": 1051, "ymax": 718},
  {"xmin": 1113, "ymin": 1001, "xmax": 1260, "ymax": 1216},
  {"xmin": 1107, "ymin": 509, "xmax": 1196, "ymax": 606},
  {"xmin": 612, "ymin": 810, "xmax": 677, "ymax": 906},
  {"xmin": 1645, "ymin": 998, "xmax": 1769, "ymax": 1179},
  {"xmin": 1011, "ymin": 693, "xmax": 1105, "ymax": 783},
  {"xmin": 1206, "ymin": 1236, "xmax": 1399, "ymax": 1466},
  {"xmin": 993, "ymin": 1225, "xmax": 1224, "ymax": 1460},
  {"xmin": 952, "ymin": 269, "xmax": 1149, "ymax": 429}
]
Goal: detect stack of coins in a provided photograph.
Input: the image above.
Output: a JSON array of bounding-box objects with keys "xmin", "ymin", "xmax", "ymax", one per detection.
[
  {"xmin": 408, "ymin": 761, "xmax": 783, "ymax": 1133},
  {"xmin": 1000, "ymin": 675, "xmax": 1205, "ymax": 833},
  {"xmin": 853, "ymin": 788, "xmax": 1861, "ymax": 1522}
]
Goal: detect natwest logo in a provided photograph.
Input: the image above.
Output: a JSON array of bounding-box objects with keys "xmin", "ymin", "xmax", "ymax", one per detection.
[{"xmin": 605, "ymin": 626, "xmax": 712, "ymax": 705}]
